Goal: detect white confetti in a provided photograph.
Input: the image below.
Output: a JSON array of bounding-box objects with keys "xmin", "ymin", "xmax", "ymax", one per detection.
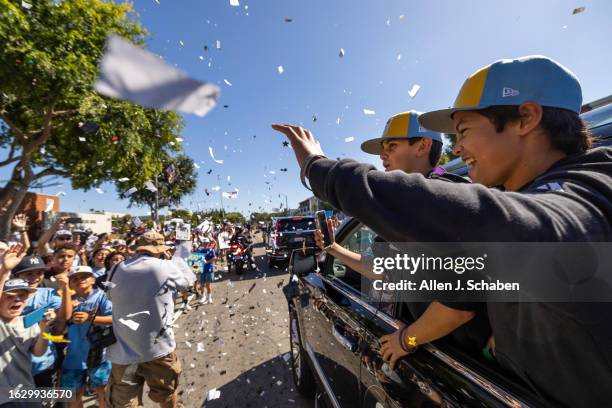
[
  {"xmin": 339, "ymin": 48, "xmax": 345, "ymax": 58},
  {"xmin": 78, "ymin": 137, "xmax": 86, "ymax": 142},
  {"xmin": 399, "ymin": 14, "xmax": 405, "ymax": 20},
  {"xmin": 95, "ymin": 188, "xmax": 104, "ymax": 194},
  {"xmin": 363, "ymin": 109, "xmax": 376, "ymax": 115},
  {"xmin": 230, "ymin": 0, "xmax": 239, "ymax": 6},
  {"xmin": 21, "ymin": 1, "xmax": 32, "ymax": 9},
  {"xmin": 190, "ymin": 363, "xmax": 195, "ymax": 368},
  {"xmin": 185, "ymin": 341, "xmax": 192, "ymax": 348},
  {"xmin": 56, "ymin": 191, "xmax": 66, "ymax": 197},
  {"xmin": 216, "ymin": 40, "xmax": 221, "ymax": 49},
  {"xmin": 211, "ymin": 186, "xmax": 221, "ymax": 191},
  {"xmin": 94, "ymin": 35, "xmax": 219, "ymax": 118},
  {"xmin": 277, "ymin": 381, "xmax": 283, "ymax": 386},
  {"xmin": 209, "ymin": 147, "xmax": 224, "ymax": 164},
  {"xmin": 407, "ymin": 84, "xmax": 421, "ymax": 98},
  {"xmin": 283, "ymin": 353, "xmax": 291, "ymax": 362},
  {"xmin": 144, "ymin": 180, "xmax": 158, "ymax": 192},
  {"xmin": 126, "ymin": 187, "xmax": 138, "ymax": 196},
  {"xmin": 176, "ymin": 137, "xmax": 184, "ymax": 142},
  {"xmin": 197, "ymin": 342, "xmax": 205, "ymax": 352},
  {"xmin": 118, "ymin": 177, "xmax": 130, "ymax": 182},
  {"xmin": 344, "ymin": 136, "xmax": 355, "ymax": 143},
  {"xmin": 179, "ymin": 40, "xmax": 184, "ymax": 47},
  {"xmin": 223, "ymin": 79, "xmax": 233, "ymax": 86},
  {"xmin": 126, "ymin": 310, "xmax": 150, "ymax": 318},
  {"xmin": 193, "ymin": 163, "xmax": 200, "ymax": 169},
  {"xmin": 44, "ymin": 199, "xmax": 54, "ymax": 213},
  {"xmin": 207, "ymin": 388, "xmax": 221, "ymax": 401},
  {"xmin": 119, "ymin": 318, "xmax": 140, "ymax": 331},
  {"xmin": 397, "ymin": 54, "xmax": 402, "ymax": 61},
  {"xmin": 277, "ymin": 65, "xmax": 284, "ymax": 74},
  {"xmin": 336, "ymin": 117, "xmax": 341, "ymax": 125},
  {"xmin": 572, "ymin": 6, "xmax": 585, "ymax": 14}
]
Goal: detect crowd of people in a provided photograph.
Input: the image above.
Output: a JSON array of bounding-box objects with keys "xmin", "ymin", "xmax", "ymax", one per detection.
[
  {"xmin": 274, "ymin": 55, "xmax": 612, "ymax": 407},
  {"xmin": 0, "ymin": 213, "xmax": 255, "ymax": 408}
]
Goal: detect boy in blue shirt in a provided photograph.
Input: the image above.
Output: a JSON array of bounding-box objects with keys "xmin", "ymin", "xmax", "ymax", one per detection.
[
  {"xmin": 13, "ymin": 255, "xmax": 71, "ymax": 406},
  {"xmin": 62, "ymin": 265, "xmax": 112, "ymax": 408},
  {"xmin": 198, "ymin": 238, "xmax": 217, "ymax": 304}
]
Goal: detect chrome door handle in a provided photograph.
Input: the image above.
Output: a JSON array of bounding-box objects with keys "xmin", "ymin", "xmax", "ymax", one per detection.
[{"xmin": 332, "ymin": 324, "xmax": 356, "ymax": 352}]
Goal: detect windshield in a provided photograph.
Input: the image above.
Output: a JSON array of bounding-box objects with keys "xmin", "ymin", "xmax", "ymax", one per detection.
[{"xmin": 277, "ymin": 218, "xmax": 316, "ymax": 232}]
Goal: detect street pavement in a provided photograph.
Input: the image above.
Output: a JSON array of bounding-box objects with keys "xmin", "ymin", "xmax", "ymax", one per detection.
[{"xmin": 153, "ymin": 236, "xmax": 313, "ymax": 408}]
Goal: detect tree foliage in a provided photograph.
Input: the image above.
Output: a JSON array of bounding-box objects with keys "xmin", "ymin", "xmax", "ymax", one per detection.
[
  {"xmin": 0, "ymin": 0, "xmax": 190, "ymax": 237},
  {"xmin": 121, "ymin": 154, "xmax": 197, "ymax": 215}
]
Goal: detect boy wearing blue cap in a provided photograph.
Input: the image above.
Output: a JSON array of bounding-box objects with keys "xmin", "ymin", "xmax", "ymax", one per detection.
[
  {"xmin": 62, "ymin": 265, "xmax": 112, "ymax": 408},
  {"xmin": 0, "ymin": 245, "xmax": 52, "ymax": 407},
  {"xmin": 273, "ymin": 55, "xmax": 611, "ymax": 407}
]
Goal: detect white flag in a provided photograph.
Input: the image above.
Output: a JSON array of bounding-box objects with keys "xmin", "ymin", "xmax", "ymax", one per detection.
[{"xmin": 94, "ymin": 35, "xmax": 220, "ymax": 117}]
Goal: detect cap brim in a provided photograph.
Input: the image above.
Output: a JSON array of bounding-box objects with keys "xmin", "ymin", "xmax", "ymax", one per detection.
[
  {"xmin": 360, "ymin": 138, "xmax": 384, "ymax": 155},
  {"xmin": 361, "ymin": 137, "xmax": 411, "ymax": 155},
  {"xmin": 4, "ymin": 286, "xmax": 37, "ymax": 294},
  {"xmin": 14, "ymin": 265, "xmax": 47, "ymax": 275},
  {"xmin": 70, "ymin": 272, "xmax": 94, "ymax": 278},
  {"xmin": 418, "ymin": 108, "xmax": 461, "ymax": 134},
  {"xmin": 135, "ymin": 245, "xmax": 168, "ymax": 254}
]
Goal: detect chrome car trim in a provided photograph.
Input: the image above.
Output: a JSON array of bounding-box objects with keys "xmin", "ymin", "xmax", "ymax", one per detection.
[
  {"xmin": 304, "ymin": 341, "xmax": 341, "ymax": 408},
  {"xmin": 318, "ymin": 274, "xmax": 531, "ymax": 408}
]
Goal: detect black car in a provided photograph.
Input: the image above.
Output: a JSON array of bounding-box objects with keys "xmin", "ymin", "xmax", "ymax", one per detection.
[
  {"xmin": 267, "ymin": 216, "xmax": 316, "ymax": 268},
  {"xmin": 284, "ymin": 219, "xmax": 548, "ymax": 408},
  {"xmin": 283, "ymin": 105, "xmax": 612, "ymax": 408}
]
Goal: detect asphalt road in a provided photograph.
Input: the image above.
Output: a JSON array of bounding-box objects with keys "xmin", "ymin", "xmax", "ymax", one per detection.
[{"xmin": 162, "ymin": 237, "xmax": 313, "ymax": 408}]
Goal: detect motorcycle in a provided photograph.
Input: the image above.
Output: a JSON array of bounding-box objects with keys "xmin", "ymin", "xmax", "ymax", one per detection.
[{"xmin": 227, "ymin": 240, "xmax": 255, "ymax": 274}]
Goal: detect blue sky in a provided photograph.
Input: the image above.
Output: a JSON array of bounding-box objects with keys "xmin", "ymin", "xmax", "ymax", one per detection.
[{"xmin": 3, "ymin": 0, "xmax": 612, "ymax": 217}]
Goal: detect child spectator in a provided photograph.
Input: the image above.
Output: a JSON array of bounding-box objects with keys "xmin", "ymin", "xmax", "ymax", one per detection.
[
  {"xmin": 89, "ymin": 248, "xmax": 110, "ymax": 278},
  {"xmin": 198, "ymin": 238, "xmax": 217, "ymax": 304},
  {"xmin": 62, "ymin": 265, "xmax": 112, "ymax": 408},
  {"xmin": 13, "ymin": 255, "xmax": 71, "ymax": 402},
  {"xmin": 0, "ymin": 245, "xmax": 52, "ymax": 407}
]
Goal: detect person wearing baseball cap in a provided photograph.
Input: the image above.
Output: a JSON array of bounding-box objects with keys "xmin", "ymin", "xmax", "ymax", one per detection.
[
  {"xmin": 106, "ymin": 230, "xmax": 195, "ymax": 408},
  {"xmin": 361, "ymin": 110, "xmax": 446, "ymax": 175},
  {"xmin": 13, "ymin": 255, "xmax": 72, "ymax": 392},
  {"xmin": 1, "ymin": 246, "xmax": 53, "ymax": 406},
  {"xmin": 273, "ymin": 55, "xmax": 612, "ymax": 407},
  {"xmin": 62, "ymin": 265, "xmax": 112, "ymax": 408}
]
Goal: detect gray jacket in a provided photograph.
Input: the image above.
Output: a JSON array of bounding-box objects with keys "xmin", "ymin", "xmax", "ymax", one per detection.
[{"xmin": 107, "ymin": 249, "xmax": 195, "ymax": 365}]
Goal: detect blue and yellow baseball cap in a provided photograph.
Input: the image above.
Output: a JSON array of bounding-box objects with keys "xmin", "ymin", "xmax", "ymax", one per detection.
[
  {"xmin": 419, "ymin": 55, "xmax": 582, "ymax": 134},
  {"xmin": 361, "ymin": 110, "xmax": 443, "ymax": 155}
]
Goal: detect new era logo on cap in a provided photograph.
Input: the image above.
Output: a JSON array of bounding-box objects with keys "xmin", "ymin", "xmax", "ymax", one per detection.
[{"xmin": 502, "ymin": 87, "xmax": 520, "ymax": 97}]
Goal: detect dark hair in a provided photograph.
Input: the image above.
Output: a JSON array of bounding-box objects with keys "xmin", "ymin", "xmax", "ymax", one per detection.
[
  {"xmin": 476, "ymin": 105, "xmax": 593, "ymax": 155},
  {"xmin": 104, "ymin": 251, "xmax": 126, "ymax": 270},
  {"xmin": 408, "ymin": 138, "xmax": 444, "ymax": 167},
  {"xmin": 53, "ymin": 242, "xmax": 78, "ymax": 255}
]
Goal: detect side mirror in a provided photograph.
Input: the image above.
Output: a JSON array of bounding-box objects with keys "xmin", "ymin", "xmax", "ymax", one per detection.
[{"xmin": 289, "ymin": 248, "xmax": 317, "ymax": 277}]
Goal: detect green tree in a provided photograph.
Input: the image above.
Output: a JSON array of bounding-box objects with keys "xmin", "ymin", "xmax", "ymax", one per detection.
[
  {"xmin": 121, "ymin": 154, "xmax": 197, "ymax": 221},
  {"xmin": 0, "ymin": 0, "xmax": 185, "ymax": 238}
]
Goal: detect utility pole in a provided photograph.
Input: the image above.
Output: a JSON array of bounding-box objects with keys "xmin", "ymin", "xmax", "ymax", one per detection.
[{"xmin": 154, "ymin": 173, "xmax": 160, "ymax": 224}]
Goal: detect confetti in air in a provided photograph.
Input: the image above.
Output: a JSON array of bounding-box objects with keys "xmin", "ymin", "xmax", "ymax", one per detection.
[{"xmin": 407, "ymin": 84, "xmax": 421, "ymax": 99}]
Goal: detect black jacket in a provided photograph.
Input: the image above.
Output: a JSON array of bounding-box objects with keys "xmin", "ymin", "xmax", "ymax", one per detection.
[{"xmin": 308, "ymin": 147, "xmax": 612, "ymax": 408}]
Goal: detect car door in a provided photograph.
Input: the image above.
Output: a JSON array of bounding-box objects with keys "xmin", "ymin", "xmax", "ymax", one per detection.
[{"xmin": 299, "ymin": 219, "xmax": 384, "ymax": 408}]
